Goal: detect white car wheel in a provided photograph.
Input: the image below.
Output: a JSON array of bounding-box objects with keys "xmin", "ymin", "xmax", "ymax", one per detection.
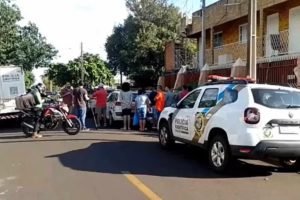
[
  {"xmin": 208, "ymin": 135, "xmax": 231, "ymax": 173},
  {"xmin": 158, "ymin": 122, "xmax": 174, "ymax": 149}
]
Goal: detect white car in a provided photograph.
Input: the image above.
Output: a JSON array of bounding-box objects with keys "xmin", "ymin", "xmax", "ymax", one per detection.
[
  {"xmin": 106, "ymin": 90, "xmax": 137, "ymax": 126},
  {"xmin": 158, "ymin": 77, "xmax": 300, "ymax": 172}
]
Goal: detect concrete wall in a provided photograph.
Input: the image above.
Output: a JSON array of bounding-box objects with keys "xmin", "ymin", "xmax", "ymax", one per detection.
[
  {"xmin": 188, "ymin": 0, "xmax": 290, "ymax": 37},
  {"xmin": 165, "ymin": 42, "xmax": 175, "ymax": 72},
  {"xmin": 263, "ymin": 0, "xmax": 300, "ymax": 33}
]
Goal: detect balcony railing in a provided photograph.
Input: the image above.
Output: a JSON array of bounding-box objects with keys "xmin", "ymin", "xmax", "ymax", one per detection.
[{"xmin": 177, "ymin": 30, "xmax": 300, "ymax": 69}]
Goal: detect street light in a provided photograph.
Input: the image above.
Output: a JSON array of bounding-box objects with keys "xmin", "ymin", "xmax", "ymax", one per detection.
[
  {"xmin": 199, "ymin": 0, "xmax": 206, "ymax": 69},
  {"xmin": 247, "ymin": 0, "xmax": 257, "ymax": 80}
]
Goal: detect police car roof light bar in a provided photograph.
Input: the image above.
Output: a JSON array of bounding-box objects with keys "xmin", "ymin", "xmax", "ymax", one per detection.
[{"xmin": 206, "ymin": 75, "xmax": 256, "ymax": 85}]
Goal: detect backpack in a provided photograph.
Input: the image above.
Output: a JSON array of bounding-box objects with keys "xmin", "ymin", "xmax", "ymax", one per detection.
[{"xmin": 15, "ymin": 90, "xmax": 41, "ymax": 110}]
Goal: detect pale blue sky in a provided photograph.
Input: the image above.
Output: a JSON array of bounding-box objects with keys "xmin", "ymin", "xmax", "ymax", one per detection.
[
  {"xmin": 171, "ymin": 0, "xmax": 219, "ymax": 16},
  {"xmin": 16, "ymin": 0, "xmax": 219, "ymax": 63},
  {"xmin": 15, "ymin": 0, "xmax": 219, "ymax": 83}
]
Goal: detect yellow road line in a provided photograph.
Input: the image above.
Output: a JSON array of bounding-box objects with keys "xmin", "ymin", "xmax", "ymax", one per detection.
[{"xmin": 122, "ymin": 171, "xmax": 162, "ymax": 200}]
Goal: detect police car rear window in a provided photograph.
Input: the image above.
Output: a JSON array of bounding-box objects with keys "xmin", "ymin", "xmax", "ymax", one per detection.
[{"xmin": 252, "ymin": 88, "xmax": 300, "ymax": 109}]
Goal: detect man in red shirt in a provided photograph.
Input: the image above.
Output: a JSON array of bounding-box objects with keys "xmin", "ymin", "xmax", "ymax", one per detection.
[{"xmin": 92, "ymin": 84, "xmax": 108, "ymax": 127}]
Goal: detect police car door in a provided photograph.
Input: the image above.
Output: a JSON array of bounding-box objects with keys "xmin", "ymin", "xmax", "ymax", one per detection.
[
  {"xmin": 172, "ymin": 89, "xmax": 202, "ymax": 140},
  {"xmin": 186, "ymin": 87, "xmax": 220, "ymax": 143}
]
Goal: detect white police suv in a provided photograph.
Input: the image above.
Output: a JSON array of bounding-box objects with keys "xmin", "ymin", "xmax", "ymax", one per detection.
[{"xmin": 158, "ymin": 76, "xmax": 300, "ymax": 172}]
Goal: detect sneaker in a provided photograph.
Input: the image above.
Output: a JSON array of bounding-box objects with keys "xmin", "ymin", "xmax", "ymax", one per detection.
[
  {"xmin": 32, "ymin": 134, "xmax": 43, "ymax": 139},
  {"xmin": 82, "ymin": 128, "xmax": 90, "ymax": 131}
]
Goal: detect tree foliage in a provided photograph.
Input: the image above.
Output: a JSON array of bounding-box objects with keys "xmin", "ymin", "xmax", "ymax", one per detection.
[
  {"xmin": 105, "ymin": 16, "xmax": 139, "ymax": 75},
  {"xmin": 24, "ymin": 71, "xmax": 35, "ymax": 88},
  {"xmin": 0, "ymin": 0, "xmax": 22, "ymax": 64},
  {"xmin": 14, "ymin": 23, "xmax": 58, "ymax": 71},
  {"xmin": 47, "ymin": 53, "xmax": 114, "ymax": 87},
  {"xmin": 105, "ymin": 0, "xmax": 181, "ymax": 86},
  {"xmin": 0, "ymin": 0, "xmax": 57, "ymax": 71}
]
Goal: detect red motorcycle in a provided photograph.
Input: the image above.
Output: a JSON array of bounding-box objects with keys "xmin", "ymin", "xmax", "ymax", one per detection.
[{"xmin": 20, "ymin": 99, "xmax": 81, "ymax": 137}]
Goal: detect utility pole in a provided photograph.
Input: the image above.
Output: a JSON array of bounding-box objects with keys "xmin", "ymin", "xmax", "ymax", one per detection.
[
  {"xmin": 80, "ymin": 42, "xmax": 84, "ymax": 83},
  {"xmin": 199, "ymin": 0, "xmax": 206, "ymax": 69},
  {"xmin": 247, "ymin": 0, "xmax": 257, "ymax": 79}
]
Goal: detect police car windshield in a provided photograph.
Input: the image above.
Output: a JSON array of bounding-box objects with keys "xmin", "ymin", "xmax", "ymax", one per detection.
[{"xmin": 252, "ymin": 89, "xmax": 300, "ymax": 109}]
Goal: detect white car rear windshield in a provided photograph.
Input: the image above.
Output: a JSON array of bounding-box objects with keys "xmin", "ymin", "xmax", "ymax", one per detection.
[{"xmin": 252, "ymin": 88, "xmax": 300, "ymax": 109}]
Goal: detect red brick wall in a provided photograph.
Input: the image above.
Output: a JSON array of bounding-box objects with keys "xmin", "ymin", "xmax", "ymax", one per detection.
[{"xmin": 165, "ymin": 42, "xmax": 175, "ymax": 72}]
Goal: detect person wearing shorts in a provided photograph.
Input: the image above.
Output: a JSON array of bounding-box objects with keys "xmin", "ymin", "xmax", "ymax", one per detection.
[
  {"xmin": 92, "ymin": 84, "xmax": 108, "ymax": 128},
  {"xmin": 135, "ymin": 88, "xmax": 150, "ymax": 132},
  {"xmin": 120, "ymin": 82, "xmax": 132, "ymax": 130}
]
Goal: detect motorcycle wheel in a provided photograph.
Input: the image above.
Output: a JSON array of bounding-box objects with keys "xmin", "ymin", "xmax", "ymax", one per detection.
[{"xmin": 62, "ymin": 117, "xmax": 81, "ymax": 135}]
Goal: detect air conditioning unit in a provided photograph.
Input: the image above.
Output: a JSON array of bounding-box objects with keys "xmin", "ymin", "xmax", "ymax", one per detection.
[{"xmin": 218, "ymin": 54, "xmax": 233, "ymax": 65}]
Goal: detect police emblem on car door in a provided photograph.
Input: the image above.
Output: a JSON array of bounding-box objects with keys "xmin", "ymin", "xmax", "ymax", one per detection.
[{"xmin": 171, "ymin": 89, "xmax": 202, "ymax": 140}]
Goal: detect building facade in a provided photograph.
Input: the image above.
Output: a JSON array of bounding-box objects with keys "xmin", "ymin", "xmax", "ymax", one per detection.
[{"xmin": 164, "ymin": 0, "xmax": 300, "ymax": 88}]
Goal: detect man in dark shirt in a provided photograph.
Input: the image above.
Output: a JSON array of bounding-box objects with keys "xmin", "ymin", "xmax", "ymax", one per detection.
[{"xmin": 73, "ymin": 81, "xmax": 90, "ymax": 130}]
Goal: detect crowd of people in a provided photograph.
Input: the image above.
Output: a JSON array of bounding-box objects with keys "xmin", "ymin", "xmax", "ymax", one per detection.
[{"xmin": 59, "ymin": 81, "xmax": 192, "ymax": 132}]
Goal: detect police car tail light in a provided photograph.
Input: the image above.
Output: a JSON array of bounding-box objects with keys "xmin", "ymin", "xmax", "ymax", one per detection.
[{"xmin": 244, "ymin": 108, "xmax": 260, "ymax": 124}]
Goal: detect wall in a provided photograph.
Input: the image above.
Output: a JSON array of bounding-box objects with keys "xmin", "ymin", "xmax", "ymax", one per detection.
[
  {"xmin": 263, "ymin": 0, "xmax": 300, "ymax": 33},
  {"xmin": 188, "ymin": 0, "xmax": 290, "ymax": 38},
  {"xmin": 165, "ymin": 42, "xmax": 175, "ymax": 72},
  {"xmin": 164, "ymin": 58, "xmax": 297, "ymax": 89}
]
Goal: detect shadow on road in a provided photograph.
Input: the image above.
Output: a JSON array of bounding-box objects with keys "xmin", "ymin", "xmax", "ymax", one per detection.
[{"xmin": 45, "ymin": 140, "xmax": 281, "ymax": 179}]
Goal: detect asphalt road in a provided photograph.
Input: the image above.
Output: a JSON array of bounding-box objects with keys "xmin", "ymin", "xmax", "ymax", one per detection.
[{"xmin": 0, "ymin": 125, "xmax": 299, "ymax": 200}]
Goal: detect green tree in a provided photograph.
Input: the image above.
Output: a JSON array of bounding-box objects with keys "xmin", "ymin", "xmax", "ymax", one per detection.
[
  {"xmin": 13, "ymin": 23, "xmax": 58, "ymax": 71},
  {"xmin": 24, "ymin": 71, "xmax": 35, "ymax": 89},
  {"xmin": 47, "ymin": 53, "xmax": 114, "ymax": 87},
  {"xmin": 0, "ymin": 0, "xmax": 21, "ymax": 64},
  {"xmin": 105, "ymin": 0, "xmax": 181, "ymax": 86},
  {"xmin": 105, "ymin": 16, "xmax": 139, "ymax": 76},
  {"xmin": 0, "ymin": 0, "xmax": 57, "ymax": 72}
]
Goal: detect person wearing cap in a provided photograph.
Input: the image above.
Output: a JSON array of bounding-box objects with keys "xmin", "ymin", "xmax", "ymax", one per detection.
[{"xmin": 92, "ymin": 83, "xmax": 108, "ymax": 128}]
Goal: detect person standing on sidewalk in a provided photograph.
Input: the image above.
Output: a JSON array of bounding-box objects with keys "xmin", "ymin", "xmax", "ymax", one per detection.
[
  {"xmin": 60, "ymin": 83, "xmax": 73, "ymax": 113},
  {"xmin": 164, "ymin": 87, "xmax": 175, "ymax": 107},
  {"xmin": 135, "ymin": 88, "xmax": 150, "ymax": 132},
  {"xmin": 73, "ymin": 81, "xmax": 90, "ymax": 131},
  {"xmin": 149, "ymin": 88, "xmax": 157, "ymax": 127},
  {"xmin": 179, "ymin": 85, "xmax": 189, "ymax": 100},
  {"xmin": 120, "ymin": 82, "xmax": 133, "ymax": 130},
  {"xmin": 155, "ymin": 85, "xmax": 165, "ymax": 120},
  {"xmin": 92, "ymin": 83, "xmax": 108, "ymax": 128}
]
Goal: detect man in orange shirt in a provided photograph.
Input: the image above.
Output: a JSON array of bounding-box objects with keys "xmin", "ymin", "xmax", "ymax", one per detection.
[
  {"xmin": 92, "ymin": 84, "xmax": 108, "ymax": 128},
  {"xmin": 155, "ymin": 85, "xmax": 165, "ymax": 120}
]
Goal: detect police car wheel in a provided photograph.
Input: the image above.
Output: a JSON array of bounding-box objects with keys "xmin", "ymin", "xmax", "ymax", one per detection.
[
  {"xmin": 279, "ymin": 158, "xmax": 300, "ymax": 170},
  {"xmin": 208, "ymin": 135, "xmax": 231, "ymax": 172},
  {"xmin": 159, "ymin": 123, "xmax": 174, "ymax": 149}
]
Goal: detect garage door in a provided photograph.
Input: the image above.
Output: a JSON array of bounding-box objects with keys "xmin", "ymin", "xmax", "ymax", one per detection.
[{"xmin": 289, "ymin": 6, "xmax": 300, "ymax": 54}]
